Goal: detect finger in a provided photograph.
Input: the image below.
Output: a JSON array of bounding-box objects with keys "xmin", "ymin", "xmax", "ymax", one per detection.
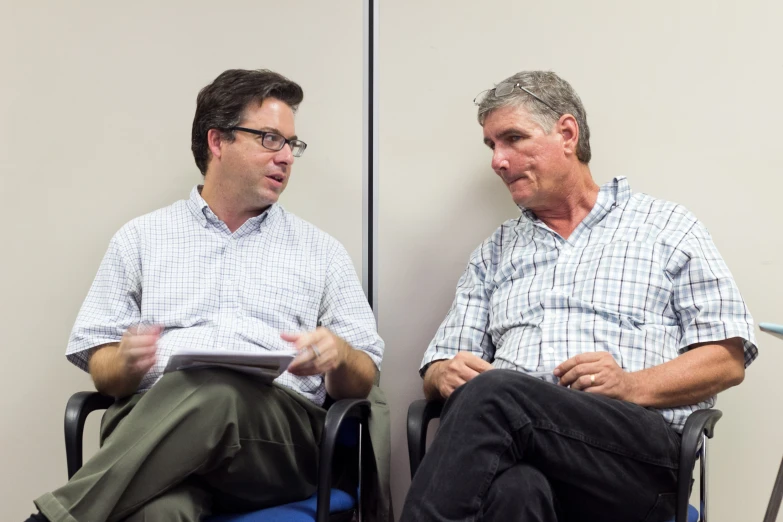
[
  {"xmin": 295, "ymin": 347, "xmax": 318, "ymax": 365},
  {"xmin": 288, "ymin": 352, "xmax": 315, "ymax": 373},
  {"xmin": 559, "ymin": 362, "xmax": 602, "ymax": 387},
  {"xmin": 288, "ymin": 354, "xmax": 321, "ymax": 376},
  {"xmin": 571, "ymin": 373, "xmax": 600, "ymax": 391},
  {"xmin": 126, "ymin": 344, "xmax": 158, "ymax": 360},
  {"xmin": 282, "ymin": 330, "xmax": 327, "ymax": 351},
  {"xmin": 288, "ymin": 341, "xmax": 330, "ymax": 374},
  {"xmin": 554, "ymin": 356, "xmax": 578, "ymax": 378},
  {"xmin": 462, "ymin": 354, "xmax": 493, "ymax": 372},
  {"xmin": 133, "ymin": 354, "xmax": 157, "ymax": 373},
  {"xmin": 280, "ymin": 332, "xmax": 302, "ymax": 343},
  {"xmin": 440, "ymin": 377, "xmax": 465, "ymax": 399},
  {"xmin": 124, "ymin": 333, "xmax": 161, "ymax": 349},
  {"xmin": 455, "ymin": 364, "xmax": 481, "ymax": 383},
  {"xmin": 128, "ymin": 324, "xmax": 163, "ymax": 336},
  {"xmin": 554, "ymin": 352, "xmax": 604, "ymax": 377}
]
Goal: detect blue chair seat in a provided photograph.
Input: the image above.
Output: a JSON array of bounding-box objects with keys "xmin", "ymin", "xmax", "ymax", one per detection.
[
  {"xmin": 206, "ymin": 489, "xmax": 355, "ymax": 522},
  {"xmin": 665, "ymin": 504, "xmax": 698, "ymax": 522}
]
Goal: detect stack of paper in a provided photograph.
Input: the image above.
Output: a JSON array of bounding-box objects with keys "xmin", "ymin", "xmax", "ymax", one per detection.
[{"xmin": 163, "ymin": 349, "xmax": 298, "ymax": 380}]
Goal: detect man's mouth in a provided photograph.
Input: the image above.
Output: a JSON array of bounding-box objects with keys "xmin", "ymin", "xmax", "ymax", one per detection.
[
  {"xmin": 503, "ymin": 174, "xmax": 527, "ymax": 185},
  {"xmin": 267, "ymin": 174, "xmax": 285, "ymax": 184}
]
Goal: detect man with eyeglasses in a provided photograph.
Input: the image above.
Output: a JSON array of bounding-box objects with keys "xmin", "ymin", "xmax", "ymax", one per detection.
[
  {"xmin": 401, "ymin": 71, "xmax": 757, "ymax": 521},
  {"xmin": 25, "ymin": 69, "xmax": 384, "ymax": 522}
]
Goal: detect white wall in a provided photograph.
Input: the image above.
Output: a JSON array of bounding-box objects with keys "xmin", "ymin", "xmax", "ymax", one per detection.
[
  {"xmin": 377, "ymin": 1, "xmax": 783, "ymax": 520},
  {"xmin": 4, "ymin": 1, "xmax": 783, "ymax": 521},
  {"xmin": 0, "ymin": 2, "xmax": 365, "ymax": 518}
]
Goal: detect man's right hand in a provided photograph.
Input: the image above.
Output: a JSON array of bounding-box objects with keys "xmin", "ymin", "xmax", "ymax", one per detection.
[
  {"xmin": 89, "ymin": 325, "xmax": 162, "ymax": 398},
  {"xmin": 118, "ymin": 325, "xmax": 162, "ymax": 377},
  {"xmin": 423, "ymin": 352, "xmax": 493, "ymax": 401}
]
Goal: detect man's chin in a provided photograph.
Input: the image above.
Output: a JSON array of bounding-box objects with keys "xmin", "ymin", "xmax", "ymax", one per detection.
[
  {"xmin": 510, "ymin": 191, "xmax": 533, "ymax": 208},
  {"xmin": 256, "ymin": 189, "xmax": 281, "ymax": 206}
]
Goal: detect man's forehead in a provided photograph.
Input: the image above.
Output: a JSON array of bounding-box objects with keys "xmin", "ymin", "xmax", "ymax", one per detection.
[
  {"xmin": 483, "ymin": 105, "xmax": 538, "ymax": 136},
  {"xmin": 241, "ymin": 98, "xmax": 296, "ymax": 129}
]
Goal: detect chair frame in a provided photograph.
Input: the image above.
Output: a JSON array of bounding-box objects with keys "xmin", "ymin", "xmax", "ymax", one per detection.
[
  {"xmin": 64, "ymin": 391, "xmax": 371, "ymax": 522},
  {"xmin": 407, "ymin": 399, "xmax": 722, "ymax": 522}
]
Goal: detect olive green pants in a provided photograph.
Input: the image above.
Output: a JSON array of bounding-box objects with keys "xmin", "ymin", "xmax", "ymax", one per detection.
[{"xmin": 35, "ymin": 368, "xmax": 326, "ymax": 522}]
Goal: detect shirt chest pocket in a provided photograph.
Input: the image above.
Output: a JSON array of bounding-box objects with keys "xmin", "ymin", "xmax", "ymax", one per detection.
[
  {"xmin": 571, "ymin": 240, "xmax": 674, "ymax": 323},
  {"xmin": 241, "ymin": 272, "xmax": 322, "ymax": 331}
]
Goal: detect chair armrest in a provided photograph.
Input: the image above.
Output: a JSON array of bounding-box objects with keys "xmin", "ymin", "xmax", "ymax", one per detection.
[
  {"xmin": 64, "ymin": 391, "xmax": 114, "ymax": 479},
  {"xmin": 316, "ymin": 397, "xmax": 371, "ymax": 522},
  {"xmin": 675, "ymin": 408, "xmax": 722, "ymax": 522},
  {"xmin": 407, "ymin": 399, "xmax": 443, "ymax": 478}
]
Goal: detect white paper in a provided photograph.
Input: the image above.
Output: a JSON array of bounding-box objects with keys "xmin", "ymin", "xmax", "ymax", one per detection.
[{"xmin": 163, "ymin": 349, "xmax": 298, "ymax": 380}]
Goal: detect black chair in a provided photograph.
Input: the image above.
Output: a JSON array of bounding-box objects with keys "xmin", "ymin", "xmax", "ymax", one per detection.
[
  {"xmin": 407, "ymin": 399, "xmax": 721, "ymax": 522},
  {"xmin": 65, "ymin": 391, "xmax": 371, "ymax": 522}
]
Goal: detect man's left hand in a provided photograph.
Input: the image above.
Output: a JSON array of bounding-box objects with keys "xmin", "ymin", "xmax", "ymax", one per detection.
[
  {"xmin": 283, "ymin": 327, "xmax": 349, "ymax": 376},
  {"xmin": 554, "ymin": 351, "xmax": 636, "ymax": 401}
]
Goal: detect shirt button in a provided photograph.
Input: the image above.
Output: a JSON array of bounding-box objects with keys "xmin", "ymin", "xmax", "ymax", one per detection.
[{"xmin": 548, "ymin": 347, "xmax": 555, "ymax": 353}]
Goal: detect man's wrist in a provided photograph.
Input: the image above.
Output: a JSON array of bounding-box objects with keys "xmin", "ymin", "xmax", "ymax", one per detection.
[
  {"xmin": 625, "ymin": 371, "xmax": 646, "ymax": 406},
  {"xmin": 423, "ymin": 361, "xmax": 445, "ymax": 401}
]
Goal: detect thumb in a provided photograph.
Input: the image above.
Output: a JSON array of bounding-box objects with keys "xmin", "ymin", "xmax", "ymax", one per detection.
[{"xmin": 280, "ymin": 332, "xmax": 301, "ymax": 342}]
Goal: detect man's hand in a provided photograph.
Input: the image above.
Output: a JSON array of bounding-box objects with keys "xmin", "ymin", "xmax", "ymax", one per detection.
[
  {"xmin": 119, "ymin": 325, "xmax": 162, "ymax": 377},
  {"xmin": 283, "ymin": 327, "xmax": 349, "ymax": 376},
  {"xmin": 89, "ymin": 324, "xmax": 162, "ymax": 398},
  {"xmin": 424, "ymin": 352, "xmax": 493, "ymax": 401},
  {"xmin": 554, "ymin": 351, "xmax": 635, "ymax": 401},
  {"xmin": 282, "ymin": 327, "xmax": 377, "ymax": 400}
]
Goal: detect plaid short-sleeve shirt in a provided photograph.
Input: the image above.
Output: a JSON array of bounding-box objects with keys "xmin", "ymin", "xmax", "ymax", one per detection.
[
  {"xmin": 68, "ymin": 186, "xmax": 383, "ymax": 405},
  {"xmin": 422, "ymin": 177, "xmax": 757, "ymax": 431}
]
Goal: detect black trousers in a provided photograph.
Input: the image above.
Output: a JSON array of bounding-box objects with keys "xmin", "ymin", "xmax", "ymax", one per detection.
[{"xmin": 401, "ymin": 370, "xmax": 682, "ymax": 522}]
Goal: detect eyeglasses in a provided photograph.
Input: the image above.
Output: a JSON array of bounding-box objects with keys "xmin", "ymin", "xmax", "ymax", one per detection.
[
  {"xmin": 473, "ymin": 82, "xmax": 560, "ymax": 116},
  {"xmin": 229, "ymin": 127, "xmax": 308, "ymax": 157}
]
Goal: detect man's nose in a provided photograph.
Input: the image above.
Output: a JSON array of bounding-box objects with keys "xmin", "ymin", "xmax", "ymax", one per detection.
[
  {"xmin": 275, "ymin": 143, "xmax": 294, "ymax": 165},
  {"xmin": 491, "ymin": 148, "xmax": 509, "ymax": 171}
]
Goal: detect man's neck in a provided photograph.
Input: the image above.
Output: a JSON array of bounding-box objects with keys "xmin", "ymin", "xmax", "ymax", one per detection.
[
  {"xmin": 200, "ymin": 182, "xmax": 269, "ymax": 233},
  {"xmin": 532, "ymin": 167, "xmax": 600, "ymax": 240}
]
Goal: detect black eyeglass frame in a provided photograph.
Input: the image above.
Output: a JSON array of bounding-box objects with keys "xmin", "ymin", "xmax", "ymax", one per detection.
[
  {"xmin": 228, "ymin": 126, "xmax": 308, "ymax": 157},
  {"xmin": 474, "ymin": 82, "xmax": 561, "ymax": 116}
]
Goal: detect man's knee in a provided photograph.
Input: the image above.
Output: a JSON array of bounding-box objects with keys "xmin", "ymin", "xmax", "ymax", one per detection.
[{"xmin": 483, "ymin": 464, "xmax": 556, "ymax": 519}]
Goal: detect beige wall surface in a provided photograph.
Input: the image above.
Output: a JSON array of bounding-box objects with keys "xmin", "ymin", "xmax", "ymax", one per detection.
[
  {"xmin": 0, "ymin": 1, "xmax": 364, "ymax": 518},
  {"xmin": 378, "ymin": 1, "xmax": 783, "ymax": 520}
]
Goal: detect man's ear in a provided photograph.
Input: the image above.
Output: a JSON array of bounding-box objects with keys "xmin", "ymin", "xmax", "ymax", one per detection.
[
  {"xmin": 558, "ymin": 114, "xmax": 579, "ymax": 157},
  {"xmin": 207, "ymin": 128, "xmax": 225, "ymax": 161}
]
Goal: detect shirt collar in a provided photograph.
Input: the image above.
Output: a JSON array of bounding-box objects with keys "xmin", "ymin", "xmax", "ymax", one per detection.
[{"xmin": 185, "ymin": 185, "xmax": 279, "ymax": 232}]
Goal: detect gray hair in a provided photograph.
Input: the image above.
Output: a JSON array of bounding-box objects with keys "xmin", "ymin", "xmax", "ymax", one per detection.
[{"xmin": 477, "ymin": 71, "xmax": 591, "ymax": 164}]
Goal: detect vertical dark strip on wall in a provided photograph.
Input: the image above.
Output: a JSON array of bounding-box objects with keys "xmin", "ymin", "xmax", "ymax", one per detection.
[{"xmin": 366, "ymin": 0, "xmax": 375, "ymax": 309}]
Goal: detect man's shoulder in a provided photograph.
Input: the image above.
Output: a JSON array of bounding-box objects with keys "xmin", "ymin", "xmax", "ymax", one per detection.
[
  {"xmin": 466, "ymin": 216, "xmax": 525, "ymax": 267},
  {"xmin": 274, "ymin": 206, "xmax": 344, "ymax": 251},
  {"xmin": 111, "ymin": 199, "xmax": 190, "ymax": 243},
  {"xmin": 485, "ymin": 215, "xmax": 526, "ymax": 245},
  {"xmin": 624, "ymin": 191, "xmax": 700, "ymax": 232}
]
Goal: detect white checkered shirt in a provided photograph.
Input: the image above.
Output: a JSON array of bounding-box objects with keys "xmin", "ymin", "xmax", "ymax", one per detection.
[
  {"xmin": 422, "ymin": 177, "xmax": 758, "ymax": 431},
  {"xmin": 67, "ymin": 186, "xmax": 384, "ymax": 406}
]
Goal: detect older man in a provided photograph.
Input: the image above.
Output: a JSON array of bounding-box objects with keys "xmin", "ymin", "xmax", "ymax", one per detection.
[
  {"xmin": 26, "ymin": 69, "xmax": 383, "ymax": 522},
  {"xmin": 401, "ymin": 71, "xmax": 757, "ymax": 521}
]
